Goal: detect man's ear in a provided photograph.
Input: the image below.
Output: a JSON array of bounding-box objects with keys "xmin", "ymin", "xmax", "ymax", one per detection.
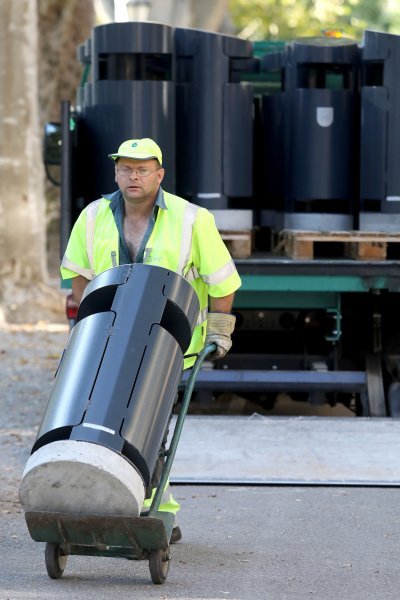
[{"xmin": 157, "ymin": 168, "xmax": 165, "ymax": 185}]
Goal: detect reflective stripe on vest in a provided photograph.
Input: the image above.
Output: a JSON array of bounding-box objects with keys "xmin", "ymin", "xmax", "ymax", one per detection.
[
  {"xmin": 178, "ymin": 203, "xmax": 208, "ymax": 325},
  {"xmin": 86, "ymin": 199, "xmax": 103, "ymax": 279},
  {"xmin": 61, "ymin": 256, "xmax": 93, "ymax": 280},
  {"xmin": 200, "ymin": 259, "xmax": 237, "ymax": 286},
  {"xmin": 178, "ymin": 202, "xmax": 199, "ymax": 278},
  {"xmin": 197, "ymin": 306, "xmax": 208, "ymax": 324}
]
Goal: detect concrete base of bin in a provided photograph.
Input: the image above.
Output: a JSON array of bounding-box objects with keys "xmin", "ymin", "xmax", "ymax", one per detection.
[{"xmin": 19, "ymin": 440, "xmax": 145, "ymax": 516}]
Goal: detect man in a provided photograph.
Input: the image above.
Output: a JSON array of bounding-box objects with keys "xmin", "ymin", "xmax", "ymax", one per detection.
[{"xmin": 61, "ymin": 138, "xmax": 241, "ymax": 543}]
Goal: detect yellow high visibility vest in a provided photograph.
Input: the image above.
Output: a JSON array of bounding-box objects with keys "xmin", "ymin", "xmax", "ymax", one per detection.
[{"xmin": 61, "ymin": 191, "xmax": 241, "ymax": 366}]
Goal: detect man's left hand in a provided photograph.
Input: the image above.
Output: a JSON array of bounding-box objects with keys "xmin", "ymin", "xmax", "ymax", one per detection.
[{"xmin": 205, "ymin": 312, "xmax": 236, "ymax": 360}]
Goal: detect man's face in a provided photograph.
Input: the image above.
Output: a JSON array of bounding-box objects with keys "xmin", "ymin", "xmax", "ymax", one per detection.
[{"xmin": 115, "ymin": 158, "xmax": 164, "ymax": 204}]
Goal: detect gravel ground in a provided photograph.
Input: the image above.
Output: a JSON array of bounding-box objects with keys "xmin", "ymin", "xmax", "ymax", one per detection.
[{"xmin": 0, "ymin": 322, "xmax": 69, "ymax": 514}]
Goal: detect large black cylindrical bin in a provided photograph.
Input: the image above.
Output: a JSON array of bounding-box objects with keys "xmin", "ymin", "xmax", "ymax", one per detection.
[
  {"xmin": 19, "ymin": 265, "xmax": 199, "ymax": 521},
  {"xmin": 32, "ymin": 264, "xmax": 199, "ymax": 487},
  {"xmin": 286, "ymin": 38, "xmax": 359, "ymax": 209},
  {"xmin": 76, "ymin": 22, "xmax": 176, "ymax": 201},
  {"xmin": 175, "ymin": 27, "xmax": 254, "ymax": 213}
]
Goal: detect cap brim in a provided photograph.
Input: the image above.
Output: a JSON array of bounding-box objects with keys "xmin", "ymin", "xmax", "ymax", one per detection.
[{"xmin": 108, "ymin": 153, "xmax": 159, "ymax": 162}]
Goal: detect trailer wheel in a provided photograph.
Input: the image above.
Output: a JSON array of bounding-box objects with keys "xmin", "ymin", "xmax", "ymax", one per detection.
[
  {"xmin": 45, "ymin": 542, "xmax": 67, "ymax": 579},
  {"xmin": 149, "ymin": 548, "xmax": 169, "ymax": 584},
  {"xmin": 365, "ymin": 353, "xmax": 387, "ymax": 417}
]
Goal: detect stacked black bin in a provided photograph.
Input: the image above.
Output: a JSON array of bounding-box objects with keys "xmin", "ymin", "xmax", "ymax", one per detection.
[
  {"xmin": 175, "ymin": 28, "xmax": 255, "ymax": 211},
  {"xmin": 69, "ymin": 23, "xmax": 255, "ymax": 224},
  {"xmin": 287, "ymin": 38, "xmax": 359, "ymax": 206},
  {"xmin": 360, "ymin": 30, "xmax": 400, "ymax": 229},
  {"xmin": 260, "ymin": 37, "xmax": 360, "ymax": 230},
  {"xmin": 59, "ymin": 25, "xmax": 400, "ymax": 244},
  {"xmin": 76, "ymin": 21, "xmax": 176, "ymax": 200}
]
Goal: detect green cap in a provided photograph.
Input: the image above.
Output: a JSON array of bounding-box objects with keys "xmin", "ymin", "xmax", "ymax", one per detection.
[{"xmin": 108, "ymin": 138, "xmax": 162, "ymax": 165}]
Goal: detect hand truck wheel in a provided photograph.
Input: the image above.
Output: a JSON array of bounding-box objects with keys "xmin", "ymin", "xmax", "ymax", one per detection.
[
  {"xmin": 149, "ymin": 548, "xmax": 170, "ymax": 584},
  {"xmin": 45, "ymin": 542, "xmax": 68, "ymax": 579}
]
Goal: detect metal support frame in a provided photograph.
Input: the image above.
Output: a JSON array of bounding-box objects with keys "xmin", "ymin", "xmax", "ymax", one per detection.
[
  {"xmin": 180, "ymin": 368, "xmax": 366, "ymax": 393},
  {"xmin": 325, "ymin": 294, "xmax": 341, "ymax": 342}
]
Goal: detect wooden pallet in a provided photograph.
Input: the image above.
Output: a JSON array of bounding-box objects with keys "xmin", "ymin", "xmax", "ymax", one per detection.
[
  {"xmin": 276, "ymin": 230, "xmax": 400, "ymax": 260},
  {"xmin": 220, "ymin": 230, "xmax": 252, "ymax": 259}
]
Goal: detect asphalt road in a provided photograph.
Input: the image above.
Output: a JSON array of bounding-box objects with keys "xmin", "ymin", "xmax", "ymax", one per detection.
[
  {"xmin": 1, "ymin": 324, "xmax": 399, "ymax": 599},
  {"xmin": 2, "ymin": 486, "xmax": 400, "ymax": 599}
]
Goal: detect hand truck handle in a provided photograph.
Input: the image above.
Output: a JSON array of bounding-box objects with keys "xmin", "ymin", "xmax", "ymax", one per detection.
[{"xmin": 149, "ymin": 343, "xmax": 216, "ymax": 514}]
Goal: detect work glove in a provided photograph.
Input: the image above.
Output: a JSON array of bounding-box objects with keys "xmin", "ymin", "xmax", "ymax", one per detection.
[{"xmin": 205, "ymin": 312, "xmax": 236, "ymax": 360}]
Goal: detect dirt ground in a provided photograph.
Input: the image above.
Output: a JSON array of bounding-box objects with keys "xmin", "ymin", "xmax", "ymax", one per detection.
[
  {"xmin": 0, "ymin": 221, "xmax": 67, "ymax": 326},
  {"xmin": 0, "ymin": 321, "xmax": 69, "ymax": 515},
  {"xmin": 0, "ymin": 225, "xmax": 69, "ymax": 511}
]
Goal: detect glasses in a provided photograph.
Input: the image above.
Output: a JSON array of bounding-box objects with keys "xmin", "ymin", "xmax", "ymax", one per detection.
[{"xmin": 116, "ymin": 166, "xmax": 160, "ymax": 178}]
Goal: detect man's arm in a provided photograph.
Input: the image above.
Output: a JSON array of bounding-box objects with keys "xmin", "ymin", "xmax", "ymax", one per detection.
[
  {"xmin": 72, "ymin": 275, "xmax": 90, "ymax": 305},
  {"xmin": 209, "ymin": 292, "xmax": 235, "ymax": 314}
]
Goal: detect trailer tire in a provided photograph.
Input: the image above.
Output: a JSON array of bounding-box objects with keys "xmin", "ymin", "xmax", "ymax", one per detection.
[{"xmin": 365, "ymin": 353, "xmax": 387, "ymax": 417}]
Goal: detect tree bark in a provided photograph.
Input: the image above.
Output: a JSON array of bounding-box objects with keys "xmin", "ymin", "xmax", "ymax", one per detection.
[
  {"xmin": 0, "ymin": 0, "xmax": 47, "ymax": 291},
  {"xmin": 37, "ymin": 0, "xmax": 95, "ymax": 125},
  {"xmin": 149, "ymin": 0, "xmax": 231, "ymax": 32},
  {"xmin": 0, "ymin": 0, "xmax": 82, "ymax": 322}
]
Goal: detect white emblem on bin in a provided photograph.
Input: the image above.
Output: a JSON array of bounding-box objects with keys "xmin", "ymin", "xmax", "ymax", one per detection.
[{"xmin": 316, "ymin": 107, "xmax": 334, "ymax": 127}]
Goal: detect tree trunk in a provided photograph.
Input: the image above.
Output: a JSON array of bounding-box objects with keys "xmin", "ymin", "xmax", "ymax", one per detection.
[
  {"xmin": 38, "ymin": 0, "xmax": 95, "ymax": 125},
  {"xmin": 149, "ymin": 0, "xmax": 231, "ymax": 32},
  {"xmin": 0, "ymin": 0, "xmax": 48, "ymax": 321},
  {"xmin": 37, "ymin": 0, "xmax": 95, "ymax": 281}
]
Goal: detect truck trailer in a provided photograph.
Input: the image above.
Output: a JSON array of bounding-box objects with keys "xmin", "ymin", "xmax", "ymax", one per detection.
[{"xmin": 44, "ymin": 22, "xmax": 400, "ymax": 418}]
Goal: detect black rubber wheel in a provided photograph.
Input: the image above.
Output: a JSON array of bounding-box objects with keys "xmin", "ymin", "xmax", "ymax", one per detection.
[
  {"xmin": 149, "ymin": 548, "xmax": 169, "ymax": 584},
  {"xmin": 45, "ymin": 542, "xmax": 68, "ymax": 579}
]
